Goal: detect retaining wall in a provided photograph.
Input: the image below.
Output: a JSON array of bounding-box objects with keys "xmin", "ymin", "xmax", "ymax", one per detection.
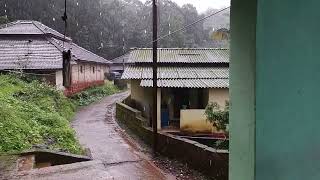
[{"xmin": 116, "ymin": 102, "xmax": 228, "ymax": 179}]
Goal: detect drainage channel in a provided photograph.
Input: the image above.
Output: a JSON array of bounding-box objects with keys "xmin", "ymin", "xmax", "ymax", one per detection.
[{"xmin": 17, "ymin": 149, "xmax": 92, "ymax": 171}]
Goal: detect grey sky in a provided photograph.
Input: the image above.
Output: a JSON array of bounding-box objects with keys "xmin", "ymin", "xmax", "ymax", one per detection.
[{"xmin": 140, "ymin": 0, "xmax": 230, "ymax": 13}]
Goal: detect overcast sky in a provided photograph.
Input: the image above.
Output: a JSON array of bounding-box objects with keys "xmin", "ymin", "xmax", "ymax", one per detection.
[{"xmin": 140, "ymin": 0, "xmax": 230, "ymax": 13}]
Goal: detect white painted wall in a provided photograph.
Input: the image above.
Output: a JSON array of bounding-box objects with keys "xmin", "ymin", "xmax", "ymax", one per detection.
[{"xmin": 55, "ymin": 70, "xmax": 64, "ymax": 90}]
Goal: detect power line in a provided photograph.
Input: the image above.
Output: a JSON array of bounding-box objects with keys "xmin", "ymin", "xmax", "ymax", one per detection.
[
  {"xmin": 148, "ymin": 6, "xmax": 230, "ymax": 46},
  {"xmin": 114, "ymin": 6, "xmax": 230, "ymax": 57}
]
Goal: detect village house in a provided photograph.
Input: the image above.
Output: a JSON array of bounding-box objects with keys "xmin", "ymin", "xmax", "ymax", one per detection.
[
  {"xmin": 121, "ymin": 48, "xmax": 229, "ymax": 133},
  {"xmin": 0, "ymin": 20, "xmax": 111, "ymax": 95},
  {"xmin": 110, "ymin": 53, "xmax": 132, "ymax": 74}
]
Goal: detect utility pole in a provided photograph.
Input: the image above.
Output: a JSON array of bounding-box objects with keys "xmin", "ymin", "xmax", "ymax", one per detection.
[
  {"xmin": 62, "ymin": 0, "xmax": 71, "ymax": 88},
  {"xmin": 152, "ymin": 0, "xmax": 158, "ymax": 154}
]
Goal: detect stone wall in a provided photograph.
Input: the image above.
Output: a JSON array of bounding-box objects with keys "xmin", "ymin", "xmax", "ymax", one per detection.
[{"xmin": 116, "ymin": 102, "xmax": 228, "ymax": 179}]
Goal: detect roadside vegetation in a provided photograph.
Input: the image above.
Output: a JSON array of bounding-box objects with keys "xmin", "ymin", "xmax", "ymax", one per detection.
[
  {"xmin": 71, "ymin": 81, "xmax": 120, "ymax": 106},
  {"xmin": 0, "ymin": 74, "xmax": 119, "ymax": 155}
]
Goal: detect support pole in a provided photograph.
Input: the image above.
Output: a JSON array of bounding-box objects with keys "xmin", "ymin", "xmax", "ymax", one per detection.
[{"xmin": 152, "ymin": 0, "xmax": 158, "ymax": 154}]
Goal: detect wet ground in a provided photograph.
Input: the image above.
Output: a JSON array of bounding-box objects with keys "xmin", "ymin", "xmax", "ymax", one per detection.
[
  {"xmin": 13, "ymin": 92, "xmax": 171, "ymax": 180},
  {"xmin": 71, "ymin": 91, "xmax": 171, "ymax": 179},
  {"xmin": 13, "ymin": 92, "xmax": 208, "ymax": 180}
]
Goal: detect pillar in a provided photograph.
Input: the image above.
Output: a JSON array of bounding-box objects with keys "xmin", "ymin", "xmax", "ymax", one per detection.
[
  {"xmin": 157, "ymin": 88, "xmax": 161, "ymax": 130},
  {"xmin": 229, "ymin": 0, "xmax": 257, "ymax": 179}
]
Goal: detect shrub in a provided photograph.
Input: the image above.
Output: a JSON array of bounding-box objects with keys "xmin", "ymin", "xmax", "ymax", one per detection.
[
  {"xmin": 71, "ymin": 81, "xmax": 120, "ymax": 106},
  {"xmin": 204, "ymin": 101, "xmax": 229, "ymax": 132},
  {"xmin": 0, "ymin": 74, "xmax": 83, "ymax": 154}
]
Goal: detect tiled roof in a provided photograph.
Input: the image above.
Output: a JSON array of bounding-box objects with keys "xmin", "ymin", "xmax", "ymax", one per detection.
[
  {"xmin": 51, "ymin": 38, "xmax": 111, "ymax": 64},
  {"xmin": 122, "ymin": 66, "xmax": 229, "ymax": 79},
  {"xmin": 128, "ymin": 48, "xmax": 229, "ymax": 63},
  {"xmin": 0, "ymin": 37, "xmax": 62, "ymax": 70},
  {"xmin": 0, "ymin": 20, "xmax": 110, "ymax": 70},
  {"xmin": 140, "ymin": 79, "xmax": 229, "ymax": 88},
  {"xmin": 0, "ymin": 20, "xmax": 70, "ymax": 40}
]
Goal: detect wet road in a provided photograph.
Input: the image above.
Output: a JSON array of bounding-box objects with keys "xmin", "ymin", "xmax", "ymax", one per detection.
[
  {"xmin": 71, "ymin": 91, "xmax": 168, "ymax": 180},
  {"xmin": 14, "ymin": 92, "xmax": 173, "ymax": 180}
]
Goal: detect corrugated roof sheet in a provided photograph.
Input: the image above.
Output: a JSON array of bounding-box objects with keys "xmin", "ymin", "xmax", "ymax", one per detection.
[
  {"xmin": 140, "ymin": 79, "xmax": 229, "ymax": 88},
  {"xmin": 0, "ymin": 37, "xmax": 62, "ymax": 69},
  {"xmin": 128, "ymin": 48, "xmax": 229, "ymax": 63},
  {"xmin": 122, "ymin": 66, "xmax": 229, "ymax": 79}
]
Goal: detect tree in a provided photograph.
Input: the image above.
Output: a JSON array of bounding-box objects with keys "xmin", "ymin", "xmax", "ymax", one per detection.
[
  {"xmin": 0, "ymin": 0, "xmax": 226, "ymax": 59},
  {"xmin": 0, "ymin": 16, "xmax": 9, "ymax": 25}
]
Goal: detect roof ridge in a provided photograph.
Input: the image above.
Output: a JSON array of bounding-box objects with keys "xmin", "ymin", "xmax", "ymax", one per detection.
[
  {"xmin": 31, "ymin": 20, "xmax": 47, "ymax": 35},
  {"xmin": 47, "ymin": 37, "xmax": 65, "ymax": 53},
  {"xmin": 71, "ymin": 42, "xmax": 111, "ymax": 63},
  {"xmin": 130, "ymin": 48, "xmax": 229, "ymax": 50}
]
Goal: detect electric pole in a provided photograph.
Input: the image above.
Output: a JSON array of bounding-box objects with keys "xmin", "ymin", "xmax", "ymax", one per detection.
[{"xmin": 152, "ymin": 0, "xmax": 158, "ymax": 154}]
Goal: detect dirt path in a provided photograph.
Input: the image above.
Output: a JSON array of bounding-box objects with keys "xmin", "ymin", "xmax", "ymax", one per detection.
[{"xmin": 71, "ymin": 91, "xmax": 171, "ymax": 180}]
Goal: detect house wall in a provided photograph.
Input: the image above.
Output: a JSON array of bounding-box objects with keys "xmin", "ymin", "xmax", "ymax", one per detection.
[
  {"xmin": 55, "ymin": 70, "xmax": 64, "ymax": 90},
  {"xmin": 180, "ymin": 109, "xmax": 224, "ymax": 134},
  {"xmin": 70, "ymin": 62, "xmax": 106, "ymax": 84},
  {"xmin": 180, "ymin": 88, "xmax": 229, "ymax": 134},
  {"xmin": 208, "ymin": 88, "xmax": 229, "ymax": 107},
  {"xmin": 63, "ymin": 62, "xmax": 107, "ymax": 96},
  {"xmin": 231, "ymin": 0, "xmax": 320, "ymax": 179},
  {"xmin": 229, "ymin": 0, "xmax": 256, "ymax": 179},
  {"xmin": 255, "ymin": 1, "xmax": 320, "ymax": 180},
  {"xmin": 130, "ymin": 80, "xmax": 161, "ymax": 129},
  {"xmin": 130, "ymin": 80, "xmax": 153, "ymax": 117}
]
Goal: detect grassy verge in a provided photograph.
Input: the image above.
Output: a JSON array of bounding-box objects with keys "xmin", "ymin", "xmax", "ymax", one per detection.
[
  {"xmin": 0, "ymin": 75, "xmax": 120, "ymax": 155},
  {"xmin": 71, "ymin": 81, "xmax": 120, "ymax": 106},
  {"xmin": 0, "ymin": 74, "xmax": 83, "ymax": 154}
]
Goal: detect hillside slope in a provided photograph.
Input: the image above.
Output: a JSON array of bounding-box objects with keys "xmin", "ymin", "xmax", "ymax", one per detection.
[{"xmin": 0, "ymin": 75, "xmax": 83, "ymax": 154}]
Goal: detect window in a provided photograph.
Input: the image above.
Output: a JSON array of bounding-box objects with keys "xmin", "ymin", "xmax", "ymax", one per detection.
[
  {"xmin": 80, "ymin": 66, "xmax": 83, "ymax": 73},
  {"xmin": 92, "ymin": 66, "xmax": 95, "ymax": 73}
]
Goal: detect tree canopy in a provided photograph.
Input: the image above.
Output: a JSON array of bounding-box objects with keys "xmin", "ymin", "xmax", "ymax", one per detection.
[{"xmin": 0, "ymin": 0, "xmax": 228, "ymax": 59}]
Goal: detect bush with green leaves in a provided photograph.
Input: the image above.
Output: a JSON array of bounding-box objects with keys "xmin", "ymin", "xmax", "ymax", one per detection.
[
  {"xmin": 204, "ymin": 101, "xmax": 229, "ymax": 132},
  {"xmin": 0, "ymin": 74, "xmax": 83, "ymax": 154},
  {"xmin": 71, "ymin": 82, "xmax": 120, "ymax": 106}
]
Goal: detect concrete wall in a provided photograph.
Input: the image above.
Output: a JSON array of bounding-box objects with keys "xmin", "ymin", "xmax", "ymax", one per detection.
[
  {"xmin": 180, "ymin": 109, "xmax": 213, "ymax": 133},
  {"xmin": 130, "ymin": 80, "xmax": 161, "ymax": 129},
  {"xmin": 180, "ymin": 109, "xmax": 225, "ymax": 134},
  {"xmin": 229, "ymin": 0, "xmax": 257, "ymax": 179},
  {"xmin": 230, "ymin": 0, "xmax": 320, "ymax": 179},
  {"xmin": 255, "ymin": 1, "xmax": 320, "ymax": 179},
  {"xmin": 180, "ymin": 88, "xmax": 229, "ymax": 134},
  {"xmin": 55, "ymin": 70, "xmax": 64, "ymax": 90},
  {"xmin": 116, "ymin": 102, "xmax": 228, "ymax": 179},
  {"xmin": 208, "ymin": 88, "xmax": 229, "ymax": 107},
  {"xmin": 130, "ymin": 80, "xmax": 153, "ymax": 116}
]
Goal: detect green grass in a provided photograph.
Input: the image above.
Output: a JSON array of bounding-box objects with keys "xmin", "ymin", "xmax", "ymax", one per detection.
[
  {"xmin": 71, "ymin": 81, "xmax": 120, "ymax": 106},
  {"xmin": 0, "ymin": 74, "xmax": 82, "ymax": 154}
]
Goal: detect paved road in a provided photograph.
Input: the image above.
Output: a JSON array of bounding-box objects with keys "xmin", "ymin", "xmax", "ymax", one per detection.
[
  {"xmin": 71, "ymin": 91, "xmax": 168, "ymax": 180},
  {"xmin": 18, "ymin": 92, "xmax": 171, "ymax": 180}
]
